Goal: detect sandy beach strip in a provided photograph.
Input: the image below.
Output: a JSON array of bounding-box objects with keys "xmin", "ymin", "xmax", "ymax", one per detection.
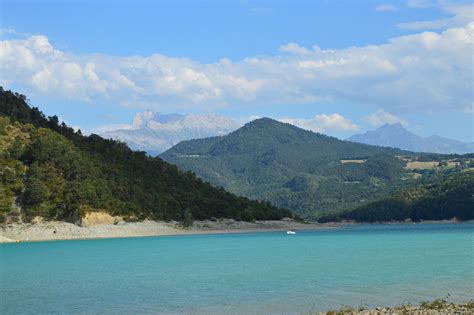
[
  {"xmin": 0, "ymin": 235, "xmax": 15, "ymax": 243},
  {"xmin": 0, "ymin": 219, "xmax": 335, "ymax": 243}
]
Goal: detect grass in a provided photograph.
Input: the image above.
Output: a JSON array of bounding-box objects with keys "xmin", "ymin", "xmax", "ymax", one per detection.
[
  {"xmin": 446, "ymin": 161, "xmax": 459, "ymax": 168},
  {"xmin": 405, "ymin": 160, "xmax": 462, "ymax": 170},
  {"xmin": 339, "ymin": 159, "xmax": 366, "ymax": 164},
  {"xmin": 405, "ymin": 161, "xmax": 439, "ymax": 170}
]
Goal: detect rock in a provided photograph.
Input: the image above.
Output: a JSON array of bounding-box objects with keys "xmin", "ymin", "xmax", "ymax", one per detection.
[
  {"xmin": 32, "ymin": 216, "xmax": 45, "ymax": 224},
  {"xmin": 80, "ymin": 212, "xmax": 123, "ymax": 227}
]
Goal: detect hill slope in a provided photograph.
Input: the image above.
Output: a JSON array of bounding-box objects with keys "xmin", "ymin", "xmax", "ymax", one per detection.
[
  {"xmin": 161, "ymin": 118, "xmax": 419, "ymax": 218},
  {"xmin": 0, "ymin": 88, "xmax": 291, "ymax": 223},
  {"xmin": 348, "ymin": 123, "xmax": 474, "ymax": 154},
  {"xmin": 318, "ymin": 171, "xmax": 474, "ymax": 223}
]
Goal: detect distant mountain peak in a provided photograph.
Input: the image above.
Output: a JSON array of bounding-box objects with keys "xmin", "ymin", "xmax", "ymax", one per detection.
[
  {"xmin": 369, "ymin": 123, "xmax": 407, "ymax": 133},
  {"xmin": 348, "ymin": 124, "xmax": 473, "ymax": 154},
  {"xmin": 100, "ymin": 111, "xmax": 242, "ymax": 155},
  {"xmin": 132, "ymin": 111, "xmax": 184, "ymax": 128},
  {"xmin": 381, "ymin": 122, "xmax": 404, "ymax": 129}
]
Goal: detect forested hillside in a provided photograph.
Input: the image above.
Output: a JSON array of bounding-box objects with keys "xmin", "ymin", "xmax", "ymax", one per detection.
[
  {"xmin": 0, "ymin": 88, "xmax": 291, "ymax": 223},
  {"xmin": 318, "ymin": 172, "xmax": 474, "ymax": 222},
  {"xmin": 161, "ymin": 118, "xmax": 420, "ymax": 218},
  {"xmin": 162, "ymin": 118, "xmax": 473, "ymax": 219}
]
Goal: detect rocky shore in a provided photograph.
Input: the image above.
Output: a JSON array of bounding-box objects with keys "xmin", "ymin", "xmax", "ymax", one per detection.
[
  {"xmin": 317, "ymin": 299, "xmax": 474, "ymax": 315},
  {"xmin": 0, "ymin": 215, "xmax": 332, "ymax": 243}
]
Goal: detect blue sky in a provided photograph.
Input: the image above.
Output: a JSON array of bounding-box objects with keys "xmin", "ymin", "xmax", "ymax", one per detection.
[{"xmin": 1, "ymin": 0, "xmax": 473, "ymax": 141}]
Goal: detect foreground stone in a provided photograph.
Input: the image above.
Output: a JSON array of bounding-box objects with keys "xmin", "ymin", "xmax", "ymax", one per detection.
[{"xmin": 316, "ymin": 300, "xmax": 474, "ymax": 315}]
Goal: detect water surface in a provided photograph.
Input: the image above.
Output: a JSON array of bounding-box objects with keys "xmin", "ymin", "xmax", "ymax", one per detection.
[{"xmin": 1, "ymin": 223, "xmax": 473, "ymax": 314}]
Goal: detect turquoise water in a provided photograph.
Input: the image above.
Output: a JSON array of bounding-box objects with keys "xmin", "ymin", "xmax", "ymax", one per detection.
[{"xmin": 1, "ymin": 224, "xmax": 473, "ymax": 314}]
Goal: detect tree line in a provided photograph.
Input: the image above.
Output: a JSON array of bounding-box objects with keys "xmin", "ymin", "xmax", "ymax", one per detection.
[{"xmin": 0, "ymin": 88, "xmax": 291, "ymax": 223}]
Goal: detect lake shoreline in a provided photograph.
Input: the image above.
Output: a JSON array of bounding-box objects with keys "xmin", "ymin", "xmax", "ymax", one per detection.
[
  {"xmin": 0, "ymin": 219, "xmax": 340, "ymax": 243},
  {"xmin": 1, "ymin": 218, "xmax": 470, "ymax": 244}
]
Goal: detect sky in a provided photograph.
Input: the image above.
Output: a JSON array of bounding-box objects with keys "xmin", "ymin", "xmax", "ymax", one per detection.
[{"xmin": 0, "ymin": 0, "xmax": 473, "ymax": 141}]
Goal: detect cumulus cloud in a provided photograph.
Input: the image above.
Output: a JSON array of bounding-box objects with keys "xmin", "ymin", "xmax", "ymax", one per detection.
[
  {"xmin": 279, "ymin": 114, "xmax": 359, "ymax": 133},
  {"xmin": 375, "ymin": 4, "xmax": 398, "ymax": 12},
  {"xmin": 364, "ymin": 110, "xmax": 408, "ymax": 126},
  {"xmin": 0, "ymin": 20, "xmax": 473, "ymax": 114}
]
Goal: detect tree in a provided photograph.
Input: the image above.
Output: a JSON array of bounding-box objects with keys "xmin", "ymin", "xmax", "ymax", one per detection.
[
  {"xmin": 181, "ymin": 208, "xmax": 194, "ymax": 227},
  {"xmin": 24, "ymin": 177, "xmax": 48, "ymax": 205},
  {"xmin": 239, "ymin": 209, "xmax": 254, "ymax": 222}
]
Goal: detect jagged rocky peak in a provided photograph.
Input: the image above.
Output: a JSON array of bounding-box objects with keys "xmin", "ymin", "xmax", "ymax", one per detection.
[{"xmin": 100, "ymin": 110, "xmax": 243, "ymax": 155}]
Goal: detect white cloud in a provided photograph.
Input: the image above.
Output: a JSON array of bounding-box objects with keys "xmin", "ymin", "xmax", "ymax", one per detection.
[
  {"xmin": 93, "ymin": 123, "xmax": 135, "ymax": 134},
  {"xmin": 0, "ymin": 28, "xmax": 18, "ymax": 36},
  {"xmin": 279, "ymin": 114, "xmax": 359, "ymax": 133},
  {"xmin": 364, "ymin": 110, "xmax": 408, "ymax": 126},
  {"xmin": 0, "ymin": 21, "xmax": 473, "ymax": 115},
  {"xmin": 375, "ymin": 4, "xmax": 398, "ymax": 12},
  {"xmin": 398, "ymin": 3, "xmax": 473, "ymax": 30},
  {"xmin": 279, "ymin": 43, "xmax": 311, "ymax": 55}
]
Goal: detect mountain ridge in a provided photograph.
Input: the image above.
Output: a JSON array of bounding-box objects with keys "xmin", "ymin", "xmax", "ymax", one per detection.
[
  {"xmin": 161, "ymin": 118, "xmax": 419, "ymax": 218},
  {"xmin": 348, "ymin": 123, "xmax": 473, "ymax": 154}
]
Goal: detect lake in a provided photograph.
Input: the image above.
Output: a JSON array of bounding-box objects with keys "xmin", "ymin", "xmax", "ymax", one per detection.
[{"xmin": 1, "ymin": 223, "xmax": 473, "ymax": 314}]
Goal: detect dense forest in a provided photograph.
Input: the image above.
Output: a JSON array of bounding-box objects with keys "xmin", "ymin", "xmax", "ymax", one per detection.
[
  {"xmin": 318, "ymin": 172, "xmax": 474, "ymax": 222},
  {"xmin": 162, "ymin": 118, "xmax": 422, "ymax": 218},
  {"xmin": 0, "ymin": 88, "xmax": 291, "ymax": 224}
]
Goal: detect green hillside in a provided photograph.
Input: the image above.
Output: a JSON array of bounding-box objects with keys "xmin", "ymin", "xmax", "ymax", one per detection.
[
  {"xmin": 161, "ymin": 118, "xmax": 421, "ymax": 218},
  {"xmin": 318, "ymin": 171, "xmax": 474, "ymax": 223},
  {"xmin": 0, "ymin": 88, "xmax": 291, "ymax": 223}
]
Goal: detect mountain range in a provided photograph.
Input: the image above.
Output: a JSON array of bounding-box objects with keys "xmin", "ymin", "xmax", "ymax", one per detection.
[
  {"xmin": 101, "ymin": 112, "xmax": 473, "ymax": 156},
  {"xmin": 348, "ymin": 123, "xmax": 473, "ymax": 154},
  {"xmin": 100, "ymin": 111, "xmax": 241, "ymax": 155}
]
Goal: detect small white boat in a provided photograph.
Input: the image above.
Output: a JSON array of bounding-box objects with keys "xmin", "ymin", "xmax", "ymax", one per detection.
[{"xmin": 286, "ymin": 230, "xmax": 296, "ymax": 235}]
